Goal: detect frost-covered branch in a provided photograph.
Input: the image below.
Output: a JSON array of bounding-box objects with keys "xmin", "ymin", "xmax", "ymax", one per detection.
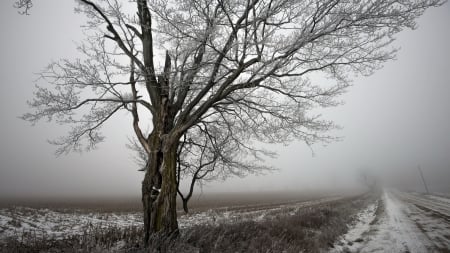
[{"xmin": 14, "ymin": 0, "xmax": 32, "ymax": 15}]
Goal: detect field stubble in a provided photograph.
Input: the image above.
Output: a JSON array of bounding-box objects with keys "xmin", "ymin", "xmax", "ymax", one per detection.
[{"xmin": 0, "ymin": 190, "xmax": 375, "ymax": 253}]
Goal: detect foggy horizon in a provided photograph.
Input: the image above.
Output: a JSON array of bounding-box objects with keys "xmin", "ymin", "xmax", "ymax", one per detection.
[{"xmin": 1, "ymin": 1, "xmax": 449, "ymax": 199}]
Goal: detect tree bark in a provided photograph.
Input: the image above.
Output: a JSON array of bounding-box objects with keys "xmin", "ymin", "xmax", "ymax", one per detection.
[
  {"xmin": 142, "ymin": 134, "xmax": 180, "ymax": 246},
  {"xmin": 154, "ymin": 142, "xmax": 179, "ymax": 233},
  {"xmin": 142, "ymin": 132, "xmax": 162, "ymax": 245},
  {"xmin": 141, "ymin": 88, "xmax": 179, "ymax": 246},
  {"xmin": 182, "ymin": 199, "xmax": 189, "ymax": 214}
]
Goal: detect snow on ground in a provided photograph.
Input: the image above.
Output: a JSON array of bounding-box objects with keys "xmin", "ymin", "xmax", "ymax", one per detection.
[
  {"xmin": 3, "ymin": 191, "xmax": 449, "ymax": 252},
  {"xmin": 425, "ymin": 194, "xmax": 450, "ymax": 205},
  {"xmin": 361, "ymin": 191, "xmax": 434, "ymax": 252},
  {"xmin": 329, "ymin": 202, "xmax": 378, "ymax": 253},
  {"xmin": 0, "ymin": 206, "xmax": 143, "ymax": 240},
  {"xmin": 0, "ymin": 196, "xmax": 342, "ymax": 242},
  {"xmin": 395, "ymin": 191, "xmax": 450, "ymax": 251},
  {"xmin": 330, "ymin": 190, "xmax": 450, "ymax": 253},
  {"xmin": 178, "ymin": 196, "xmax": 342, "ymax": 228},
  {"xmin": 425, "ymin": 195, "xmax": 450, "ymax": 205}
]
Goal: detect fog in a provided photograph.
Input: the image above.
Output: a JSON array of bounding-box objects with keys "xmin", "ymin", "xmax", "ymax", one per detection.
[{"xmin": 0, "ymin": 1, "xmax": 449, "ymax": 199}]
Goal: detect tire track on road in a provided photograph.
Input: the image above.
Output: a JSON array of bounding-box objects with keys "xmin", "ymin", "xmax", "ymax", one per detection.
[{"xmin": 395, "ymin": 192, "xmax": 450, "ymax": 222}]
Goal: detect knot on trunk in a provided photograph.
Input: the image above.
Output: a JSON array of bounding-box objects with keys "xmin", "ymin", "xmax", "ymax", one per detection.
[{"xmin": 151, "ymin": 186, "xmax": 160, "ymax": 199}]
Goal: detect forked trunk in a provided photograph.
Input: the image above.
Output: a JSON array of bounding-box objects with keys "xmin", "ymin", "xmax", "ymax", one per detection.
[{"xmin": 141, "ymin": 84, "xmax": 180, "ymax": 246}]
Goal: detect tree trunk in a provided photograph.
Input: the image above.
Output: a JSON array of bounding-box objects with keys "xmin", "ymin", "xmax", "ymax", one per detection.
[
  {"xmin": 182, "ymin": 199, "xmax": 189, "ymax": 214},
  {"xmin": 142, "ymin": 135, "xmax": 179, "ymax": 246},
  {"xmin": 155, "ymin": 143, "xmax": 179, "ymax": 232},
  {"xmin": 142, "ymin": 131, "xmax": 162, "ymax": 245},
  {"xmin": 141, "ymin": 91, "xmax": 179, "ymax": 246}
]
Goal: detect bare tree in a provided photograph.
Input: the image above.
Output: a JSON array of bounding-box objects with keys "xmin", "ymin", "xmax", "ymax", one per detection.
[{"xmin": 20, "ymin": 0, "xmax": 445, "ymax": 245}]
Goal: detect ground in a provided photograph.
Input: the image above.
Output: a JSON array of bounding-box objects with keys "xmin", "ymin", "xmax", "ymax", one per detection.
[
  {"xmin": 331, "ymin": 190, "xmax": 450, "ymax": 252},
  {"xmin": 0, "ymin": 192, "xmax": 339, "ymax": 241},
  {"xmin": 0, "ymin": 189, "xmax": 449, "ymax": 252}
]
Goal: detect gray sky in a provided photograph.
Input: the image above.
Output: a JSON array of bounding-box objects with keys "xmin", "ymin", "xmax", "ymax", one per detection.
[{"xmin": 0, "ymin": 1, "xmax": 449, "ymax": 198}]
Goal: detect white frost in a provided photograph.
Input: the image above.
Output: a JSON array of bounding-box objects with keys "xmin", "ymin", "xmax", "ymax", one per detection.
[{"xmin": 330, "ymin": 190, "xmax": 450, "ymax": 252}]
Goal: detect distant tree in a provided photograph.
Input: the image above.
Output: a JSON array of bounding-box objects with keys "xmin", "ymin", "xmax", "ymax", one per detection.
[
  {"xmin": 358, "ymin": 167, "xmax": 378, "ymax": 190},
  {"xmin": 20, "ymin": 0, "xmax": 444, "ymax": 245}
]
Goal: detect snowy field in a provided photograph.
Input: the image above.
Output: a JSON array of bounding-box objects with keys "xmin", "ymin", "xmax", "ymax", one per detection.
[
  {"xmin": 0, "ymin": 207, "xmax": 143, "ymax": 241},
  {"xmin": 0, "ymin": 196, "xmax": 341, "ymax": 242},
  {"xmin": 330, "ymin": 190, "xmax": 450, "ymax": 252},
  {"xmin": 2, "ymin": 190, "xmax": 449, "ymax": 252}
]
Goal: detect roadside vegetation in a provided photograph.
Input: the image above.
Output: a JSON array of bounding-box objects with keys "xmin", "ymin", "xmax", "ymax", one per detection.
[{"xmin": 0, "ymin": 191, "xmax": 379, "ymax": 253}]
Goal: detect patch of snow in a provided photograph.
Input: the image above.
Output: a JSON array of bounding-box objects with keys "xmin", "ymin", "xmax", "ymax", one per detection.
[
  {"xmin": 426, "ymin": 194, "xmax": 450, "ymax": 205},
  {"xmin": 329, "ymin": 202, "xmax": 377, "ymax": 253},
  {"xmin": 331, "ymin": 190, "xmax": 446, "ymax": 253},
  {"xmin": 0, "ymin": 196, "xmax": 344, "ymax": 245},
  {"xmin": 361, "ymin": 191, "xmax": 433, "ymax": 252},
  {"xmin": 110, "ymin": 240, "xmax": 126, "ymax": 252},
  {"xmin": 0, "ymin": 206, "xmax": 143, "ymax": 241},
  {"xmin": 177, "ymin": 196, "xmax": 342, "ymax": 228}
]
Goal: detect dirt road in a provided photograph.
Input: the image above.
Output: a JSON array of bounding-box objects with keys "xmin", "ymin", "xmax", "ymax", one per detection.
[{"xmin": 332, "ymin": 190, "xmax": 450, "ymax": 252}]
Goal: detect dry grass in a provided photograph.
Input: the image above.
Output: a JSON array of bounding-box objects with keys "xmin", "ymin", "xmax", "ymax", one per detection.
[
  {"xmin": 167, "ymin": 193, "xmax": 377, "ymax": 253},
  {"xmin": 0, "ymin": 191, "xmax": 378, "ymax": 252},
  {"xmin": 0, "ymin": 224, "xmax": 143, "ymax": 253}
]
